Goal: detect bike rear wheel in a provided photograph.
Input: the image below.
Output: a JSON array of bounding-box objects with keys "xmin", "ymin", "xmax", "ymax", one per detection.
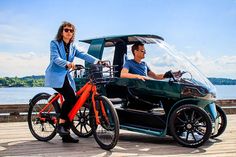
[
  {"xmin": 90, "ymin": 96, "xmax": 119, "ymax": 150},
  {"xmin": 28, "ymin": 93, "xmax": 59, "ymax": 141}
]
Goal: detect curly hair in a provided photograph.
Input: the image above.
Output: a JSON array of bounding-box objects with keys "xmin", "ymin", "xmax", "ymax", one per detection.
[{"xmin": 55, "ymin": 21, "xmax": 76, "ymax": 42}]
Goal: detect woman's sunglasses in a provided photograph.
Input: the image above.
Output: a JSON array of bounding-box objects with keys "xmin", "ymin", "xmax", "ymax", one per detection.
[{"xmin": 64, "ymin": 28, "xmax": 74, "ymax": 33}]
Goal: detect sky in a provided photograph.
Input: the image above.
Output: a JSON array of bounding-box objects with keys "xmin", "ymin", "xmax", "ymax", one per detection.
[{"xmin": 0, "ymin": 0, "xmax": 236, "ymax": 78}]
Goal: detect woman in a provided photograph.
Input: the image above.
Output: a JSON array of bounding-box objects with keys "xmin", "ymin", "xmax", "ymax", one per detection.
[{"xmin": 45, "ymin": 21, "xmax": 98, "ymax": 143}]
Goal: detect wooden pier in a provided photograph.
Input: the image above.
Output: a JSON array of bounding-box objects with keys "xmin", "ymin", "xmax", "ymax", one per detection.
[
  {"xmin": 0, "ymin": 100, "xmax": 236, "ymax": 156},
  {"xmin": 0, "ymin": 115, "xmax": 236, "ymax": 156}
]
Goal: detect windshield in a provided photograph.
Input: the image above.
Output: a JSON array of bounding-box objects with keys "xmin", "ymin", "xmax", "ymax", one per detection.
[{"xmin": 126, "ymin": 37, "xmax": 216, "ymax": 94}]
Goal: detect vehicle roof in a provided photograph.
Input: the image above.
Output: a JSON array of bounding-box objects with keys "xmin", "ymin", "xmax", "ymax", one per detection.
[{"xmin": 80, "ymin": 34, "xmax": 164, "ymax": 47}]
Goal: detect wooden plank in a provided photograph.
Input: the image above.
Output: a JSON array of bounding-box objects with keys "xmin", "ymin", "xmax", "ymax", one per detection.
[{"xmin": 0, "ymin": 115, "xmax": 235, "ymax": 156}]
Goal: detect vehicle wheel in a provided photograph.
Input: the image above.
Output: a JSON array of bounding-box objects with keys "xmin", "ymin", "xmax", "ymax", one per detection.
[
  {"xmin": 211, "ymin": 105, "xmax": 227, "ymax": 138},
  {"xmin": 89, "ymin": 96, "xmax": 119, "ymax": 150},
  {"xmin": 71, "ymin": 103, "xmax": 93, "ymax": 138},
  {"xmin": 169, "ymin": 104, "xmax": 212, "ymax": 148},
  {"xmin": 28, "ymin": 93, "xmax": 60, "ymax": 141}
]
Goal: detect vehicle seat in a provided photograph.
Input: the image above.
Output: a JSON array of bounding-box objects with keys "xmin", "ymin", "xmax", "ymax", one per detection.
[
  {"xmin": 126, "ymin": 88, "xmax": 161, "ymax": 111},
  {"xmin": 113, "ymin": 41, "xmax": 127, "ymax": 77}
]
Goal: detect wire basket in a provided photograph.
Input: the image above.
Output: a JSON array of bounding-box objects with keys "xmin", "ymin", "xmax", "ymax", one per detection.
[{"xmin": 87, "ymin": 64, "xmax": 117, "ymax": 85}]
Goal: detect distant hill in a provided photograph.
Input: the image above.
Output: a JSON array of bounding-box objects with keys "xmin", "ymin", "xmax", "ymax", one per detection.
[
  {"xmin": 208, "ymin": 77, "xmax": 236, "ymax": 85},
  {"xmin": 22, "ymin": 75, "xmax": 45, "ymax": 79},
  {"xmin": 0, "ymin": 75, "xmax": 236, "ymax": 87}
]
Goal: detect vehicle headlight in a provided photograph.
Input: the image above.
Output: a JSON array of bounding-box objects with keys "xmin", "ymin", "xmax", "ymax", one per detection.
[{"xmin": 181, "ymin": 86, "xmax": 207, "ymax": 98}]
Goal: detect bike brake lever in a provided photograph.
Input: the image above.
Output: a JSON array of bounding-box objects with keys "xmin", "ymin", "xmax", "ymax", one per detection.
[{"xmin": 75, "ymin": 65, "xmax": 85, "ymax": 70}]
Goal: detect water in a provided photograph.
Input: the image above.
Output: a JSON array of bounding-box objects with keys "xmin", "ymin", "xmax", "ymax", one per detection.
[
  {"xmin": 0, "ymin": 87, "xmax": 55, "ymax": 104},
  {"xmin": 215, "ymin": 85, "xmax": 236, "ymax": 100},
  {"xmin": 0, "ymin": 85, "xmax": 235, "ymax": 104}
]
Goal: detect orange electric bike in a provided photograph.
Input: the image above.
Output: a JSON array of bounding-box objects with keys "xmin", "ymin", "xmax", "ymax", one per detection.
[{"xmin": 27, "ymin": 62, "xmax": 119, "ymax": 150}]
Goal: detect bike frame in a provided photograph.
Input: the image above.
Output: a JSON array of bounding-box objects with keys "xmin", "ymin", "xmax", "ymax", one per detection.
[{"xmin": 38, "ymin": 81, "xmax": 109, "ymax": 125}]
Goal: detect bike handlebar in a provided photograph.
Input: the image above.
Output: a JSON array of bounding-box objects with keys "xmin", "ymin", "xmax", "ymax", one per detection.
[{"xmin": 73, "ymin": 60, "xmax": 112, "ymax": 71}]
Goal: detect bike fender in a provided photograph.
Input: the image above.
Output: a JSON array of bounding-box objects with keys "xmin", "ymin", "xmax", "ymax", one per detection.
[
  {"xmin": 29, "ymin": 92, "xmax": 51, "ymax": 106},
  {"xmin": 205, "ymin": 103, "xmax": 217, "ymax": 121}
]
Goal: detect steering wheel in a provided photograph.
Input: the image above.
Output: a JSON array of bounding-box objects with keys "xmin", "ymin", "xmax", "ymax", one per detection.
[{"xmin": 163, "ymin": 70, "xmax": 192, "ymax": 82}]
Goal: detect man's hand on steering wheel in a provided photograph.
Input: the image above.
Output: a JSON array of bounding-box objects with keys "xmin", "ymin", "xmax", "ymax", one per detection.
[
  {"xmin": 163, "ymin": 70, "xmax": 183, "ymax": 81},
  {"xmin": 172, "ymin": 70, "xmax": 182, "ymax": 78}
]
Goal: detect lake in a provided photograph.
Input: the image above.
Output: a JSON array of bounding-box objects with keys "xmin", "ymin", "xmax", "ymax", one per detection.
[{"xmin": 0, "ymin": 85, "xmax": 235, "ymax": 104}]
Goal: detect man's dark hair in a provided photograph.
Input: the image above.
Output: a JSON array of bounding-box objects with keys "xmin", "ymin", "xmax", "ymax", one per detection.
[{"xmin": 131, "ymin": 42, "xmax": 144, "ymax": 56}]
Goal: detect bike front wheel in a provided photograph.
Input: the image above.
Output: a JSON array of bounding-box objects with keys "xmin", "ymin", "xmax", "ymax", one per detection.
[{"xmin": 90, "ymin": 96, "xmax": 119, "ymax": 150}]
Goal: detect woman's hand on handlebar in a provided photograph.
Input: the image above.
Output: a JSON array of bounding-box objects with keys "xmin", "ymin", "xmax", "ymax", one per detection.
[{"xmin": 66, "ymin": 62, "xmax": 76, "ymax": 70}]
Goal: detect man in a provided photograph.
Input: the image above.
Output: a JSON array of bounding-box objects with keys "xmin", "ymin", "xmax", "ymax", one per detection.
[{"xmin": 120, "ymin": 42, "xmax": 165, "ymax": 81}]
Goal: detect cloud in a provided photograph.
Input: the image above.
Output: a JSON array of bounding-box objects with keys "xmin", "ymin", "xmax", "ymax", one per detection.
[
  {"xmin": 146, "ymin": 50, "xmax": 236, "ymax": 79},
  {"xmin": 0, "ymin": 44, "xmax": 91, "ymax": 77},
  {"xmin": 0, "ymin": 24, "xmax": 25, "ymax": 44},
  {"xmin": 0, "ymin": 52, "xmax": 49, "ymax": 77},
  {"xmin": 0, "ymin": 10, "xmax": 52, "ymax": 51},
  {"xmin": 15, "ymin": 52, "xmax": 36, "ymax": 60},
  {"xmin": 187, "ymin": 52, "xmax": 236, "ymax": 79}
]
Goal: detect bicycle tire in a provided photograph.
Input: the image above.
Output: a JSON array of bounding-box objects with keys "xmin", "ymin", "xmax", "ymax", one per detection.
[
  {"xmin": 89, "ymin": 96, "xmax": 119, "ymax": 150},
  {"xmin": 28, "ymin": 93, "xmax": 60, "ymax": 141}
]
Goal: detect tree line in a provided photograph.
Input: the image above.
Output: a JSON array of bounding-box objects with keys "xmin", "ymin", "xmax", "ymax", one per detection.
[
  {"xmin": 0, "ymin": 76, "xmax": 44, "ymax": 87},
  {"xmin": 0, "ymin": 76, "xmax": 236, "ymax": 87}
]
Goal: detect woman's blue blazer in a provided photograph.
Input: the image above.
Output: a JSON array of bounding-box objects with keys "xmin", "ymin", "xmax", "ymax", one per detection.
[{"xmin": 45, "ymin": 40, "xmax": 98, "ymax": 91}]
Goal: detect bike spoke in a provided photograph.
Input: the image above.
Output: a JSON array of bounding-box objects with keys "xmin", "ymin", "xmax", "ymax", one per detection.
[
  {"xmin": 80, "ymin": 123, "xmax": 83, "ymax": 132},
  {"xmin": 194, "ymin": 128, "xmax": 204, "ymax": 136},
  {"xmin": 183, "ymin": 111, "xmax": 189, "ymax": 121},
  {"xmin": 186, "ymin": 131, "xmax": 190, "ymax": 141},
  {"xmin": 191, "ymin": 131, "xmax": 197, "ymax": 142},
  {"xmin": 195, "ymin": 124, "xmax": 206, "ymax": 128},
  {"xmin": 84, "ymin": 124, "xmax": 89, "ymax": 133},
  {"xmin": 191, "ymin": 110, "xmax": 195, "ymax": 121},
  {"xmin": 75, "ymin": 121, "xmax": 81, "ymax": 128},
  {"xmin": 193, "ymin": 116, "xmax": 202, "ymax": 124},
  {"xmin": 83, "ymin": 107, "xmax": 86, "ymax": 116},
  {"xmin": 177, "ymin": 117, "xmax": 186, "ymax": 123}
]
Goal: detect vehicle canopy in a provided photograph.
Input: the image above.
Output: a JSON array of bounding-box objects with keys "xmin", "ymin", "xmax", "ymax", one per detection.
[{"xmin": 80, "ymin": 34, "xmax": 216, "ymax": 99}]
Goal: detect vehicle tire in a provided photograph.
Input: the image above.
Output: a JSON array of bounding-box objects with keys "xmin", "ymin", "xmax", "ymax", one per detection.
[
  {"xmin": 28, "ymin": 93, "xmax": 60, "ymax": 141},
  {"xmin": 169, "ymin": 104, "xmax": 212, "ymax": 148},
  {"xmin": 89, "ymin": 96, "xmax": 119, "ymax": 150},
  {"xmin": 71, "ymin": 102, "xmax": 93, "ymax": 138},
  {"xmin": 211, "ymin": 105, "xmax": 227, "ymax": 138}
]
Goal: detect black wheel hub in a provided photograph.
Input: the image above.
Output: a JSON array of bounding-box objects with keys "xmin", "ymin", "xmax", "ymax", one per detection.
[{"xmin": 186, "ymin": 123, "xmax": 193, "ymax": 130}]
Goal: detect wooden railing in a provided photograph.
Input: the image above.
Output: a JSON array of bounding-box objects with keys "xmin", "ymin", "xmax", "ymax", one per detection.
[
  {"xmin": 0, "ymin": 99, "xmax": 236, "ymax": 122},
  {"xmin": 0, "ymin": 104, "xmax": 29, "ymax": 122}
]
